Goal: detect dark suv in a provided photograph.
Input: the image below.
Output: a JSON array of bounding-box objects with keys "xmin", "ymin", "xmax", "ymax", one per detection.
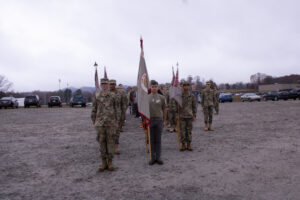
[
  {"xmin": 263, "ymin": 91, "xmax": 279, "ymax": 101},
  {"xmin": 288, "ymin": 89, "xmax": 300, "ymax": 100},
  {"xmin": 70, "ymin": 94, "xmax": 86, "ymax": 107},
  {"xmin": 24, "ymin": 95, "xmax": 41, "ymax": 108},
  {"xmin": 278, "ymin": 90, "xmax": 296, "ymax": 100},
  {"xmin": 48, "ymin": 96, "xmax": 62, "ymax": 107}
]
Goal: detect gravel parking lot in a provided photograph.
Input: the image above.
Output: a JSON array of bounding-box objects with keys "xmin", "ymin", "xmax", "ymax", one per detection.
[{"xmin": 1, "ymin": 101, "xmax": 300, "ymax": 200}]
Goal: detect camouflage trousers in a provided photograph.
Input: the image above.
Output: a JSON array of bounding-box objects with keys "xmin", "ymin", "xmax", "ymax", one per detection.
[
  {"xmin": 180, "ymin": 118, "xmax": 193, "ymax": 143},
  {"xmin": 168, "ymin": 110, "xmax": 177, "ymax": 129},
  {"xmin": 121, "ymin": 111, "xmax": 126, "ymax": 126},
  {"xmin": 96, "ymin": 126, "xmax": 115, "ymax": 160},
  {"xmin": 114, "ymin": 119, "xmax": 123, "ymax": 144},
  {"xmin": 203, "ymin": 106, "xmax": 213, "ymax": 124}
]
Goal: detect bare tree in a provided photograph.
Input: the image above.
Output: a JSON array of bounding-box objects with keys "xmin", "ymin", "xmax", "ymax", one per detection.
[
  {"xmin": 250, "ymin": 73, "xmax": 268, "ymax": 85},
  {"xmin": 0, "ymin": 75, "xmax": 13, "ymax": 92},
  {"xmin": 194, "ymin": 76, "xmax": 203, "ymax": 90}
]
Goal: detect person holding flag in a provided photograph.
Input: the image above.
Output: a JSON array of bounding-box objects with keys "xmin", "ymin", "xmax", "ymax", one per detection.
[
  {"xmin": 137, "ymin": 38, "xmax": 151, "ymax": 159},
  {"xmin": 137, "ymin": 38, "xmax": 167, "ymax": 165},
  {"xmin": 169, "ymin": 65, "xmax": 183, "ymax": 150},
  {"xmin": 148, "ymin": 80, "xmax": 167, "ymax": 165},
  {"xmin": 168, "ymin": 67, "xmax": 178, "ymax": 132}
]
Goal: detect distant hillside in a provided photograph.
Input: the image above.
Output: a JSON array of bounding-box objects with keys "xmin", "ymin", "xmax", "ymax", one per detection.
[{"xmin": 261, "ymin": 74, "xmax": 300, "ymax": 85}]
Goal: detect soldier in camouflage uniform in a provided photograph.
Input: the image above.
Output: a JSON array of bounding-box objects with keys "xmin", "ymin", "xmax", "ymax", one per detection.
[
  {"xmin": 91, "ymin": 78, "xmax": 118, "ymax": 172},
  {"xmin": 201, "ymin": 81, "xmax": 216, "ymax": 131},
  {"xmin": 118, "ymin": 84, "xmax": 128, "ymax": 130},
  {"xmin": 168, "ymin": 98, "xmax": 177, "ymax": 132},
  {"xmin": 210, "ymin": 80, "xmax": 219, "ymax": 115},
  {"xmin": 109, "ymin": 80, "xmax": 126, "ymax": 155},
  {"xmin": 178, "ymin": 81, "xmax": 197, "ymax": 151}
]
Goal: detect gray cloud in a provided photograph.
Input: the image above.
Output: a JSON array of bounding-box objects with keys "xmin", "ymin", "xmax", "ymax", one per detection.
[{"xmin": 0, "ymin": 0, "xmax": 299, "ymax": 91}]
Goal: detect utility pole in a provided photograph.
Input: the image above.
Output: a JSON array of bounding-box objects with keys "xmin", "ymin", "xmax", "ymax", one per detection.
[{"xmin": 59, "ymin": 79, "xmax": 61, "ymax": 91}]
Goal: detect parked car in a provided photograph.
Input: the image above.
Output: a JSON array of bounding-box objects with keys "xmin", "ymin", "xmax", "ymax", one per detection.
[
  {"xmin": 219, "ymin": 93, "xmax": 233, "ymax": 103},
  {"xmin": 241, "ymin": 93, "xmax": 261, "ymax": 102},
  {"xmin": 70, "ymin": 94, "xmax": 86, "ymax": 107},
  {"xmin": 293, "ymin": 89, "xmax": 300, "ymax": 99},
  {"xmin": 24, "ymin": 95, "xmax": 41, "ymax": 108},
  {"xmin": 263, "ymin": 91, "xmax": 279, "ymax": 101},
  {"xmin": 191, "ymin": 90, "xmax": 199, "ymax": 103},
  {"xmin": 0, "ymin": 97, "xmax": 19, "ymax": 109},
  {"xmin": 288, "ymin": 89, "xmax": 299, "ymax": 100},
  {"xmin": 197, "ymin": 95, "xmax": 201, "ymax": 103},
  {"xmin": 278, "ymin": 91, "xmax": 290, "ymax": 100},
  {"xmin": 48, "ymin": 96, "xmax": 62, "ymax": 107}
]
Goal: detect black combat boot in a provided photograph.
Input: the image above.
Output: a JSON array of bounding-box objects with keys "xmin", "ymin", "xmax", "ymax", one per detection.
[{"xmin": 148, "ymin": 159, "xmax": 156, "ymax": 165}]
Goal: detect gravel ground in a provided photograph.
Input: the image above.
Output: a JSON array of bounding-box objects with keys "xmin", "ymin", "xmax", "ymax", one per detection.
[{"xmin": 0, "ymin": 101, "xmax": 300, "ymax": 200}]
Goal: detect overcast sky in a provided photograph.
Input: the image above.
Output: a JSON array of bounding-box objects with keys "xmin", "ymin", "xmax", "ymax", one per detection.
[{"xmin": 0, "ymin": 0, "xmax": 300, "ymax": 92}]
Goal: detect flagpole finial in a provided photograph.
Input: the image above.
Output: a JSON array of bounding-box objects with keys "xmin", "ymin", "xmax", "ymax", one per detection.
[
  {"xmin": 140, "ymin": 37, "xmax": 143, "ymax": 50},
  {"xmin": 94, "ymin": 62, "xmax": 98, "ymax": 69}
]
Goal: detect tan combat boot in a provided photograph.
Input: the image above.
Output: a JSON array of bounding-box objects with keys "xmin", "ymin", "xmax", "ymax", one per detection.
[
  {"xmin": 187, "ymin": 142, "xmax": 193, "ymax": 151},
  {"xmin": 204, "ymin": 123, "xmax": 209, "ymax": 131},
  {"xmin": 107, "ymin": 159, "xmax": 115, "ymax": 171},
  {"xmin": 180, "ymin": 143, "xmax": 186, "ymax": 151},
  {"xmin": 209, "ymin": 123, "xmax": 214, "ymax": 131},
  {"xmin": 114, "ymin": 144, "xmax": 120, "ymax": 155},
  {"xmin": 98, "ymin": 158, "xmax": 107, "ymax": 172}
]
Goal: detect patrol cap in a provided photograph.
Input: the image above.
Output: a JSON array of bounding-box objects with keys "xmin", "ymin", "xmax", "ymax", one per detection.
[
  {"xmin": 109, "ymin": 79, "xmax": 116, "ymax": 84},
  {"xmin": 100, "ymin": 78, "xmax": 109, "ymax": 84},
  {"xmin": 182, "ymin": 81, "xmax": 190, "ymax": 86}
]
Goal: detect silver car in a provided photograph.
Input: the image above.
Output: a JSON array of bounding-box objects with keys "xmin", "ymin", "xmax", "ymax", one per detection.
[{"xmin": 240, "ymin": 93, "xmax": 261, "ymax": 102}]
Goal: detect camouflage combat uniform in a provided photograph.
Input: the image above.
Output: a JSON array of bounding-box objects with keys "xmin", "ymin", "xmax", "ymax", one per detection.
[
  {"xmin": 91, "ymin": 90, "xmax": 117, "ymax": 161},
  {"xmin": 201, "ymin": 86, "xmax": 216, "ymax": 129},
  {"xmin": 168, "ymin": 98, "xmax": 178, "ymax": 131},
  {"xmin": 178, "ymin": 91, "xmax": 197, "ymax": 145},
  {"xmin": 110, "ymin": 89, "xmax": 125, "ymax": 145},
  {"xmin": 118, "ymin": 87, "xmax": 128, "ymax": 128},
  {"xmin": 210, "ymin": 81, "xmax": 219, "ymax": 114}
]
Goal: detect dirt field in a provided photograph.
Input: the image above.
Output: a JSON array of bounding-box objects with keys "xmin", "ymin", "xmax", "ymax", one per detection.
[{"xmin": 1, "ymin": 101, "xmax": 300, "ymax": 200}]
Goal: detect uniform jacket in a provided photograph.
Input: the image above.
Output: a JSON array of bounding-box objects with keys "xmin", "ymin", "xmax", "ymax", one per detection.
[
  {"xmin": 91, "ymin": 91, "xmax": 117, "ymax": 127},
  {"xmin": 201, "ymin": 88, "xmax": 216, "ymax": 107},
  {"xmin": 179, "ymin": 92, "xmax": 197, "ymax": 118}
]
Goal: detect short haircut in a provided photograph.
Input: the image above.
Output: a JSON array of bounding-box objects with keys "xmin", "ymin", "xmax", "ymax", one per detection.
[{"xmin": 150, "ymin": 80, "xmax": 158, "ymax": 86}]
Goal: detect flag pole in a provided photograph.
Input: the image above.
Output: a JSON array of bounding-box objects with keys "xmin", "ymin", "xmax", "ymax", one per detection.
[
  {"xmin": 139, "ymin": 37, "xmax": 151, "ymax": 160},
  {"xmin": 145, "ymin": 128, "xmax": 149, "ymax": 153},
  {"xmin": 147, "ymin": 126, "xmax": 151, "ymax": 159}
]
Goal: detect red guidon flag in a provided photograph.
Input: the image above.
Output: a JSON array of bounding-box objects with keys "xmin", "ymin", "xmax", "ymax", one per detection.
[
  {"xmin": 171, "ymin": 66, "xmax": 175, "ymax": 86},
  {"xmin": 137, "ymin": 38, "xmax": 150, "ymax": 125},
  {"xmin": 169, "ymin": 66, "xmax": 182, "ymax": 106}
]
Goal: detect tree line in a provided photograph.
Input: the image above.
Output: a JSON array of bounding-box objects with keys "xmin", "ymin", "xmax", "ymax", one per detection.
[{"xmin": 1, "ymin": 73, "xmax": 299, "ymax": 101}]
